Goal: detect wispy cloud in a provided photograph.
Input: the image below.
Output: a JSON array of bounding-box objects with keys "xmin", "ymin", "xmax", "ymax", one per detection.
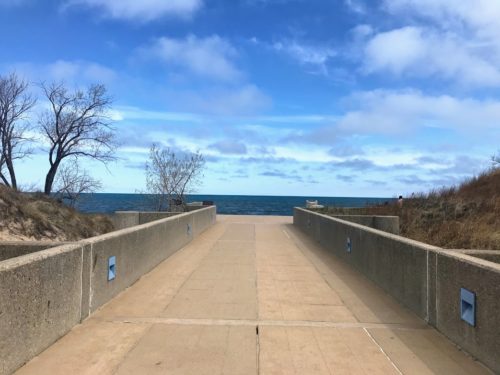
[
  {"xmin": 142, "ymin": 35, "xmax": 241, "ymax": 82},
  {"xmin": 4, "ymin": 60, "xmax": 117, "ymax": 86},
  {"xmin": 209, "ymin": 140, "xmax": 248, "ymax": 155},
  {"xmin": 273, "ymin": 40, "xmax": 336, "ymax": 75},
  {"xmin": 287, "ymin": 89, "xmax": 500, "ymax": 144},
  {"xmin": 345, "ymin": 0, "xmax": 367, "ymax": 14},
  {"xmin": 166, "ymin": 85, "xmax": 271, "ymax": 116}
]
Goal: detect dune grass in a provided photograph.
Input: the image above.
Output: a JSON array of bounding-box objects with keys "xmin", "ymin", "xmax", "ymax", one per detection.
[
  {"xmin": 0, "ymin": 184, "xmax": 114, "ymax": 241},
  {"xmin": 315, "ymin": 168, "xmax": 500, "ymax": 250}
]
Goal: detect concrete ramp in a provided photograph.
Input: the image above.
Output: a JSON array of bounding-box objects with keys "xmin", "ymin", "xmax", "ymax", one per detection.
[{"xmin": 15, "ymin": 215, "xmax": 491, "ymax": 375}]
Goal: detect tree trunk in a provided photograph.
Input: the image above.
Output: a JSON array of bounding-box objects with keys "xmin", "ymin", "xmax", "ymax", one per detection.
[
  {"xmin": 44, "ymin": 162, "xmax": 59, "ymax": 195},
  {"xmin": 5, "ymin": 158, "xmax": 17, "ymax": 190},
  {"xmin": 0, "ymin": 172, "xmax": 10, "ymax": 187}
]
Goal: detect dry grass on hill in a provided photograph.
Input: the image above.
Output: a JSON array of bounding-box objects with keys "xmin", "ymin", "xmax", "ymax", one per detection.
[
  {"xmin": 0, "ymin": 184, "xmax": 114, "ymax": 241},
  {"xmin": 316, "ymin": 168, "xmax": 500, "ymax": 250}
]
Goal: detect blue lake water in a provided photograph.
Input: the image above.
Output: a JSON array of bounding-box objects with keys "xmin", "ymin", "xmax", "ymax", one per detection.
[{"xmin": 75, "ymin": 194, "xmax": 394, "ymax": 216}]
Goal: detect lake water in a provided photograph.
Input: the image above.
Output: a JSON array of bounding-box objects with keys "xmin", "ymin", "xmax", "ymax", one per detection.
[{"xmin": 74, "ymin": 194, "xmax": 394, "ymax": 216}]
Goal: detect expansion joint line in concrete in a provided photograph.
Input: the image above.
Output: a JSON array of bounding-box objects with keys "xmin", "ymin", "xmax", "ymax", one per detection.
[
  {"xmin": 363, "ymin": 327, "xmax": 404, "ymax": 375},
  {"xmin": 92, "ymin": 317, "xmax": 431, "ymax": 331},
  {"xmin": 256, "ymin": 324, "xmax": 260, "ymax": 375}
]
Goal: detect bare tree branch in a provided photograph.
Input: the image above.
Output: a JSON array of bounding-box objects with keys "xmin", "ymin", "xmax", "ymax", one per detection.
[
  {"xmin": 54, "ymin": 160, "xmax": 102, "ymax": 207},
  {"xmin": 38, "ymin": 82, "xmax": 115, "ymax": 194},
  {"xmin": 0, "ymin": 72, "xmax": 36, "ymax": 189},
  {"xmin": 493, "ymin": 152, "xmax": 500, "ymax": 167},
  {"xmin": 145, "ymin": 144, "xmax": 205, "ymax": 211}
]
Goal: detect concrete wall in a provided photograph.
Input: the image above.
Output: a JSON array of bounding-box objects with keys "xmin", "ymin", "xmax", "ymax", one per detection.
[
  {"xmin": 330, "ymin": 215, "xmax": 400, "ymax": 235},
  {"xmin": 0, "ymin": 206, "xmax": 216, "ymax": 375},
  {"xmin": 294, "ymin": 208, "xmax": 435, "ymax": 319},
  {"xmin": 294, "ymin": 207, "xmax": 500, "ymax": 373},
  {"xmin": 433, "ymin": 251, "xmax": 500, "ymax": 373},
  {"xmin": 0, "ymin": 241, "xmax": 67, "ymax": 262},
  {"xmin": 0, "ymin": 244, "xmax": 86, "ymax": 375},
  {"xmin": 111, "ymin": 211, "xmax": 140, "ymax": 229},
  {"xmin": 86, "ymin": 207, "xmax": 216, "ymax": 313},
  {"xmin": 452, "ymin": 249, "xmax": 500, "ymax": 264},
  {"xmin": 111, "ymin": 210, "xmax": 206, "ymax": 230}
]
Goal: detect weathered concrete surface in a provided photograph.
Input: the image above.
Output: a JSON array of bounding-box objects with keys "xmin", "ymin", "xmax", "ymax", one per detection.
[
  {"xmin": 294, "ymin": 208, "xmax": 500, "ymax": 374},
  {"xmin": 85, "ymin": 206, "xmax": 217, "ymax": 315},
  {"xmin": 434, "ymin": 251, "xmax": 500, "ymax": 374},
  {"xmin": 0, "ymin": 244, "xmax": 85, "ymax": 375},
  {"xmin": 455, "ymin": 249, "xmax": 500, "ymax": 264},
  {"xmin": 112, "ymin": 211, "xmax": 179, "ymax": 230},
  {"xmin": 331, "ymin": 215, "xmax": 400, "ymax": 235},
  {"xmin": 112, "ymin": 208, "xmax": 212, "ymax": 230},
  {"xmin": 0, "ymin": 207, "xmax": 216, "ymax": 375},
  {"xmin": 294, "ymin": 208, "xmax": 437, "ymax": 320},
  {"xmin": 15, "ymin": 215, "xmax": 491, "ymax": 375},
  {"xmin": 0, "ymin": 241, "xmax": 67, "ymax": 262}
]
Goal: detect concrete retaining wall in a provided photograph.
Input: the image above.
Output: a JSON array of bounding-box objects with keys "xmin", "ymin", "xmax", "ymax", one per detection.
[
  {"xmin": 294, "ymin": 208, "xmax": 435, "ymax": 319},
  {"xmin": 433, "ymin": 251, "xmax": 500, "ymax": 373},
  {"xmin": 293, "ymin": 207, "xmax": 500, "ymax": 373},
  {"xmin": 453, "ymin": 249, "xmax": 500, "ymax": 264},
  {"xmin": 0, "ymin": 244, "xmax": 86, "ymax": 375},
  {"xmin": 0, "ymin": 206, "xmax": 216, "ymax": 375},
  {"xmin": 330, "ymin": 215, "xmax": 399, "ymax": 234},
  {"xmin": 111, "ymin": 209, "xmax": 209, "ymax": 230},
  {"xmin": 0, "ymin": 241, "xmax": 67, "ymax": 262},
  {"xmin": 111, "ymin": 211, "xmax": 179, "ymax": 230}
]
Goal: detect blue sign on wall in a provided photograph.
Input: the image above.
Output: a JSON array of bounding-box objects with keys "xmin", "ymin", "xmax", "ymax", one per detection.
[
  {"xmin": 460, "ymin": 288, "xmax": 476, "ymax": 326},
  {"xmin": 108, "ymin": 256, "xmax": 116, "ymax": 281}
]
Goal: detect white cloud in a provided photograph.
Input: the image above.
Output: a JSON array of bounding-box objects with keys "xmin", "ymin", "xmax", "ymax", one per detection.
[
  {"xmin": 286, "ymin": 90, "xmax": 500, "ymax": 147},
  {"xmin": 345, "ymin": 0, "xmax": 366, "ymax": 14},
  {"xmin": 274, "ymin": 42, "xmax": 334, "ymax": 65},
  {"xmin": 112, "ymin": 106, "xmax": 202, "ymax": 123},
  {"xmin": 144, "ymin": 35, "xmax": 242, "ymax": 82},
  {"xmin": 361, "ymin": 1, "xmax": 500, "ymax": 87},
  {"xmin": 47, "ymin": 60, "xmax": 117, "ymax": 83},
  {"xmin": 364, "ymin": 26, "xmax": 500, "ymax": 87},
  {"xmin": 209, "ymin": 140, "xmax": 248, "ymax": 155},
  {"xmin": 3, "ymin": 60, "xmax": 116, "ymax": 86},
  {"xmin": 338, "ymin": 90, "xmax": 500, "ymax": 135},
  {"xmin": 178, "ymin": 85, "xmax": 271, "ymax": 116},
  {"xmin": 351, "ymin": 24, "xmax": 374, "ymax": 40},
  {"xmin": 364, "ymin": 27, "xmax": 425, "ymax": 75},
  {"xmin": 273, "ymin": 40, "xmax": 336, "ymax": 74},
  {"xmin": 66, "ymin": 0, "xmax": 202, "ymax": 21},
  {"xmin": 384, "ymin": 0, "xmax": 500, "ymax": 40}
]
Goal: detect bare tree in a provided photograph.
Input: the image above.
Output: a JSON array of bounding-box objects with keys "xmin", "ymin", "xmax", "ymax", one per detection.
[
  {"xmin": 54, "ymin": 160, "xmax": 102, "ymax": 207},
  {"xmin": 38, "ymin": 82, "xmax": 115, "ymax": 195},
  {"xmin": 493, "ymin": 152, "xmax": 500, "ymax": 167},
  {"xmin": 145, "ymin": 144, "xmax": 205, "ymax": 211},
  {"xmin": 0, "ymin": 73, "xmax": 36, "ymax": 189}
]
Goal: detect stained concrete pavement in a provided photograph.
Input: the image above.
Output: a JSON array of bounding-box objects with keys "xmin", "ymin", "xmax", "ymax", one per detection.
[{"xmin": 15, "ymin": 215, "xmax": 491, "ymax": 374}]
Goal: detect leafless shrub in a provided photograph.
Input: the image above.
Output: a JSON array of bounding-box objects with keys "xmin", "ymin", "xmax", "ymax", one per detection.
[
  {"xmin": 54, "ymin": 160, "xmax": 102, "ymax": 207},
  {"xmin": 38, "ymin": 82, "xmax": 115, "ymax": 194},
  {"xmin": 0, "ymin": 72, "xmax": 36, "ymax": 189},
  {"xmin": 145, "ymin": 143, "xmax": 205, "ymax": 211},
  {"xmin": 493, "ymin": 152, "xmax": 500, "ymax": 167}
]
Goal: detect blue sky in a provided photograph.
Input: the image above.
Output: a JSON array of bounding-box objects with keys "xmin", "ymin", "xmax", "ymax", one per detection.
[{"xmin": 1, "ymin": 0, "xmax": 499, "ymax": 196}]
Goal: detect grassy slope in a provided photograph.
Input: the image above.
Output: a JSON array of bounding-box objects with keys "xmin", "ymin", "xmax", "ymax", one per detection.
[
  {"xmin": 0, "ymin": 184, "xmax": 114, "ymax": 241},
  {"xmin": 316, "ymin": 168, "xmax": 500, "ymax": 250}
]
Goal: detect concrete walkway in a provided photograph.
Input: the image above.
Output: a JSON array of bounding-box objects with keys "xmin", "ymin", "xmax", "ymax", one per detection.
[{"xmin": 15, "ymin": 216, "xmax": 491, "ymax": 374}]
